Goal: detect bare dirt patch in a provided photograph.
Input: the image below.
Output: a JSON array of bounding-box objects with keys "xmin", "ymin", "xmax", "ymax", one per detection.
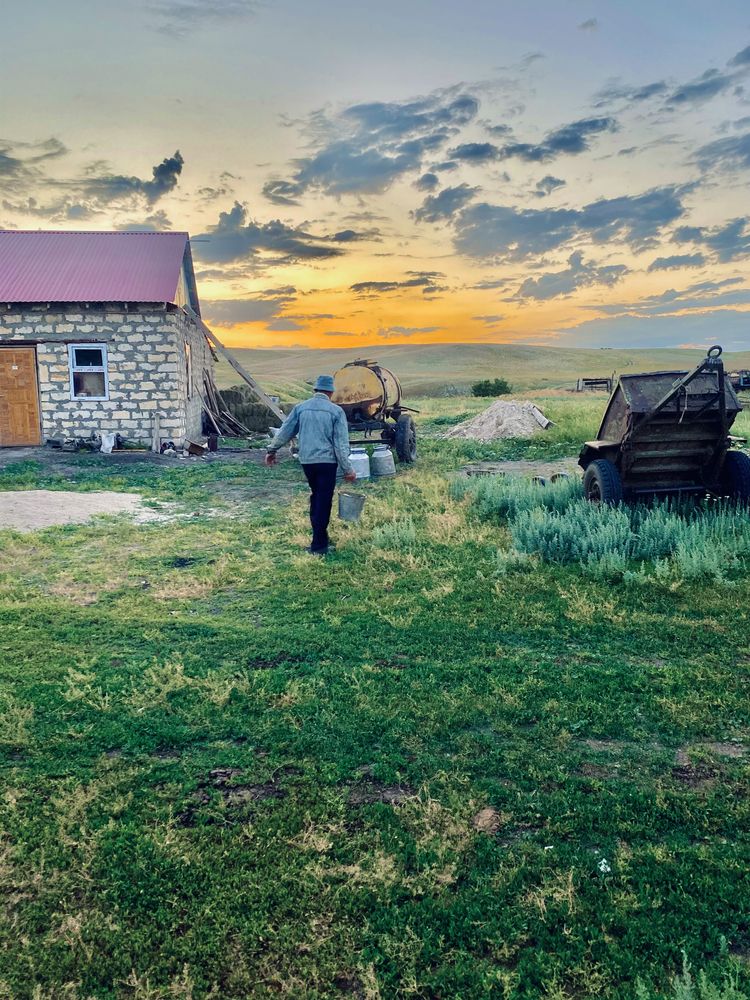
[
  {"xmin": 671, "ymin": 765, "xmax": 718, "ymax": 791},
  {"xmin": 577, "ymin": 763, "xmax": 619, "ymax": 779},
  {"xmin": 702, "ymin": 741, "xmax": 746, "ymax": 758},
  {"xmin": 472, "ymin": 807, "xmax": 503, "ymax": 834},
  {"xmin": 347, "ymin": 782, "xmax": 416, "ymax": 806},
  {"xmin": 583, "ymin": 738, "xmax": 630, "ymax": 753},
  {"xmin": 0, "ymin": 489, "xmax": 173, "ymax": 532}
]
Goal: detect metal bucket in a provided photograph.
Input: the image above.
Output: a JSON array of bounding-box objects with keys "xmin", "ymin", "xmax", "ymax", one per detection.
[{"xmin": 338, "ymin": 491, "xmax": 366, "ymax": 522}]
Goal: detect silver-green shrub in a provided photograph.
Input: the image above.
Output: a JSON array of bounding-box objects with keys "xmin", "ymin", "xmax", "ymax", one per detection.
[
  {"xmin": 465, "ymin": 474, "xmax": 750, "ymax": 584},
  {"xmin": 373, "ymin": 517, "xmax": 418, "ymax": 550}
]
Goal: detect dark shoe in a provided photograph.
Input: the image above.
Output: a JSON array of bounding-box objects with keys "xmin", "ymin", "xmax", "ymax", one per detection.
[{"xmin": 306, "ymin": 546, "xmax": 328, "ymax": 556}]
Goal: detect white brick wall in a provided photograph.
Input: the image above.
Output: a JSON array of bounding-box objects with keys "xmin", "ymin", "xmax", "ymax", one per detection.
[{"xmin": 0, "ymin": 304, "xmax": 214, "ymax": 445}]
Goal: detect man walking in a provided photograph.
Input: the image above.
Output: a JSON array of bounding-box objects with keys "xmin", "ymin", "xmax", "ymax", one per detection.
[{"xmin": 264, "ymin": 375, "xmax": 356, "ymax": 555}]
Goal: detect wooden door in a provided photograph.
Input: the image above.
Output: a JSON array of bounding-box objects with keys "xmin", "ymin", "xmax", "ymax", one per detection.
[{"xmin": 0, "ymin": 347, "xmax": 41, "ymax": 446}]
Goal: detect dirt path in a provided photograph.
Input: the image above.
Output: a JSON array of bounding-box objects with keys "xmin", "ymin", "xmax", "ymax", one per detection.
[{"xmin": 0, "ymin": 490, "xmax": 169, "ymax": 532}]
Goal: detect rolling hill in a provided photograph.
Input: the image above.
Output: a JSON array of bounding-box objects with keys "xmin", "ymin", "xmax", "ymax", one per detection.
[{"xmin": 214, "ymin": 343, "xmax": 750, "ymax": 399}]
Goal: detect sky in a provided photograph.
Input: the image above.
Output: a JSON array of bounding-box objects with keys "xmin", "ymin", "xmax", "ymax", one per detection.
[{"xmin": 2, "ymin": 0, "xmax": 750, "ymax": 350}]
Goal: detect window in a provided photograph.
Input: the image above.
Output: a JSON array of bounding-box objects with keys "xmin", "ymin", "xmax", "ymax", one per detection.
[{"xmin": 68, "ymin": 344, "xmax": 108, "ymax": 400}]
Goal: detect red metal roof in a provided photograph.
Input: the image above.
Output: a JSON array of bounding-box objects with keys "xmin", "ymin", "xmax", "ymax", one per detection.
[{"xmin": 0, "ymin": 230, "xmax": 191, "ymax": 303}]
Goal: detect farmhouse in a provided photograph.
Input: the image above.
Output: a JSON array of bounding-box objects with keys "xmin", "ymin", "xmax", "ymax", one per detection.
[{"xmin": 0, "ymin": 230, "xmax": 214, "ymax": 448}]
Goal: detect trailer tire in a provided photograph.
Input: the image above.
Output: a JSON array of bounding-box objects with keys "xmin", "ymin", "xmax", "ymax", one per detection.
[
  {"xmin": 395, "ymin": 414, "xmax": 417, "ymax": 463},
  {"xmin": 583, "ymin": 459, "xmax": 623, "ymax": 504},
  {"xmin": 720, "ymin": 451, "xmax": 750, "ymax": 502}
]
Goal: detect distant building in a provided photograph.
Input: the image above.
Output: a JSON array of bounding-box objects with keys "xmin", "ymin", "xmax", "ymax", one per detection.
[{"xmin": 0, "ymin": 230, "xmax": 213, "ymax": 447}]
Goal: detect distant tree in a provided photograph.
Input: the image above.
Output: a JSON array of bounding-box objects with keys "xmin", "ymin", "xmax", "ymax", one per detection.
[{"xmin": 472, "ymin": 377, "xmax": 512, "ymax": 397}]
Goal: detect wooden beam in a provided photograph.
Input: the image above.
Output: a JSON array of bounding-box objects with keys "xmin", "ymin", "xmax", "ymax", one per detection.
[{"xmin": 185, "ymin": 307, "xmax": 285, "ymax": 422}]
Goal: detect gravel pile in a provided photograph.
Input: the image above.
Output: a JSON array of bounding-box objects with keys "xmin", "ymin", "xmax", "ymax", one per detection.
[{"xmin": 444, "ymin": 400, "xmax": 551, "ymax": 441}]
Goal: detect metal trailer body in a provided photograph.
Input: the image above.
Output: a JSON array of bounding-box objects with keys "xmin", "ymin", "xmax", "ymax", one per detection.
[
  {"xmin": 578, "ymin": 346, "xmax": 749, "ymax": 502},
  {"xmin": 331, "ymin": 359, "xmax": 418, "ymax": 462}
]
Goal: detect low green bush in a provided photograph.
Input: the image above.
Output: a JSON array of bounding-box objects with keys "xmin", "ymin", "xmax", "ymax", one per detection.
[
  {"xmin": 372, "ymin": 516, "xmax": 418, "ymax": 549},
  {"xmin": 452, "ymin": 472, "xmax": 583, "ymax": 519},
  {"xmin": 458, "ymin": 473, "xmax": 750, "ymax": 584},
  {"xmin": 472, "ymin": 377, "xmax": 512, "ymax": 396},
  {"xmin": 636, "ymin": 954, "xmax": 748, "ymax": 999}
]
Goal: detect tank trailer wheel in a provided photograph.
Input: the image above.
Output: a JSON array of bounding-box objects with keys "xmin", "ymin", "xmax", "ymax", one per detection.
[
  {"xmin": 395, "ymin": 414, "xmax": 417, "ymax": 463},
  {"xmin": 583, "ymin": 459, "xmax": 623, "ymax": 504},
  {"xmin": 720, "ymin": 451, "xmax": 750, "ymax": 502}
]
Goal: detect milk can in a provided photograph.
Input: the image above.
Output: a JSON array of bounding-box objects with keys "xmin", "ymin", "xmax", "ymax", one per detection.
[
  {"xmin": 348, "ymin": 447, "xmax": 371, "ymax": 480},
  {"xmin": 371, "ymin": 444, "xmax": 396, "ymax": 477}
]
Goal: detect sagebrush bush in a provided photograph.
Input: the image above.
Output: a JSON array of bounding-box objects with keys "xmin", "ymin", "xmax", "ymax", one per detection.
[
  {"xmin": 461, "ymin": 473, "xmax": 750, "ymax": 584},
  {"xmin": 452, "ymin": 473, "xmax": 583, "ymax": 519},
  {"xmin": 372, "ymin": 517, "xmax": 418, "ymax": 550},
  {"xmin": 635, "ymin": 954, "xmax": 748, "ymax": 999}
]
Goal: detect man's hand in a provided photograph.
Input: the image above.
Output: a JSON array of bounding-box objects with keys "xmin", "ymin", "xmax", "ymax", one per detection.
[
  {"xmin": 264, "ymin": 451, "xmax": 277, "ymax": 467},
  {"xmin": 344, "ymin": 469, "xmax": 357, "ymax": 483}
]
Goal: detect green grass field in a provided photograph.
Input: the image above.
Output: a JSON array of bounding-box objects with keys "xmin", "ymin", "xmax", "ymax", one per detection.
[
  {"xmin": 215, "ymin": 343, "xmax": 750, "ymax": 398},
  {"xmin": 1, "ymin": 394, "xmax": 749, "ymax": 999}
]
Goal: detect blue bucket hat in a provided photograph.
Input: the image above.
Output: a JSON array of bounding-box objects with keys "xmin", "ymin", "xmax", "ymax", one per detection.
[{"xmin": 314, "ymin": 374, "xmax": 335, "ymax": 392}]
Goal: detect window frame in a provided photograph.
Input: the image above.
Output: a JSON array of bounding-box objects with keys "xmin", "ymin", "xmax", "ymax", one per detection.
[{"xmin": 68, "ymin": 343, "xmax": 110, "ymax": 401}]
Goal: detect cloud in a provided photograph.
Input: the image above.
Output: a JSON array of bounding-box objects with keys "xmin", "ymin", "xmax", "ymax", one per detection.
[
  {"xmin": 326, "ymin": 228, "xmax": 382, "ymax": 242},
  {"xmin": 596, "ymin": 43, "xmax": 750, "ymax": 110},
  {"xmin": 447, "ymin": 142, "xmax": 499, "ymax": 162},
  {"xmin": 377, "ymin": 325, "xmax": 441, "ymax": 338},
  {"xmin": 473, "ymin": 314, "xmax": 505, "ymax": 325},
  {"xmin": 415, "ymin": 172, "xmax": 439, "ymax": 192},
  {"xmin": 695, "ymin": 132, "xmax": 750, "ymax": 173},
  {"xmin": 262, "ymin": 89, "xmax": 479, "ymax": 199},
  {"xmin": 413, "ymin": 183, "xmax": 479, "ymax": 223},
  {"xmin": 117, "ymin": 210, "xmax": 173, "ymax": 232},
  {"xmin": 593, "ymin": 80, "xmax": 669, "ymax": 106},
  {"xmin": 0, "ymin": 137, "xmax": 67, "ymax": 181},
  {"xmin": 80, "ymin": 151, "xmax": 184, "ymax": 205},
  {"xmin": 665, "ymin": 44, "xmax": 750, "ymax": 106},
  {"xmin": 202, "ymin": 286, "xmax": 297, "ymax": 328},
  {"xmin": 515, "ymin": 251, "xmax": 628, "ymax": 300},
  {"xmin": 470, "ymin": 278, "xmax": 511, "ymax": 290},
  {"xmin": 584, "ymin": 278, "xmax": 750, "ymax": 318},
  {"xmin": 195, "ymin": 202, "xmax": 346, "ymax": 267},
  {"xmin": 148, "ymin": 0, "xmax": 260, "ymax": 36},
  {"xmin": 534, "ymin": 175, "xmax": 566, "ymax": 198},
  {"xmin": 498, "ymin": 117, "xmax": 618, "ymax": 162},
  {"xmin": 668, "ymin": 69, "xmax": 738, "ymax": 106},
  {"xmin": 647, "ymin": 253, "xmax": 706, "ymax": 271},
  {"xmin": 453, "ymin": 185, "xmax": 686, "ymax": 261},
  {"xmin": 578, "ymin": 18, "xmax": 598, "ymax": 30},
  {"xmin": 262, "ymin": 179, "xmax": 304, "ymax": 206},
  {"xmin": 350, "ymin": 271, "xmax": 445, "ymax": 297},
  {"xmin": 674, "ymin": 217, "xmax": 750, "ymax": 262},
  {"xmin": 485, "ymin": 124, "xmax": 513, "ymax": 137}
]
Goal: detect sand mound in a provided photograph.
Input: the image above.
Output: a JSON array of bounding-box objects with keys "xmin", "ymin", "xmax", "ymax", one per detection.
[{"xmin": 444, "ymin": 400, "xmax": 551, "ymax": 442}]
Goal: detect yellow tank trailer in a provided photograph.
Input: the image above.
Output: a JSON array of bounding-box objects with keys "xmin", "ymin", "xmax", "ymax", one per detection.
[{"xmin": 331, "ymin": 359, "xmax": 417, "ymax": 462}]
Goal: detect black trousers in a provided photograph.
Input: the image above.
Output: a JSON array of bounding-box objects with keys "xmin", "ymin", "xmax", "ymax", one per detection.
[{"xmin": 301, "ymin": 463, "xmax": 338, "ymax": 552}]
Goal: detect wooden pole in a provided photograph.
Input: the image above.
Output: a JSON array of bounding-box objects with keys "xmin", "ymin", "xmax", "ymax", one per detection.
[{"xmin": 185, "ymin": 307, "xmax": 285, "ymax": 422}]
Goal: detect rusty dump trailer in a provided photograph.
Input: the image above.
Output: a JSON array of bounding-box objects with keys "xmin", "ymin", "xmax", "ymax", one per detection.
[
  {"xmin": 331, "ymin": 359, "xmax": 417, "ymax": 462},
  {"xmin": 578, "ymin": 346, "xmax": 750, "ymax": 502}
]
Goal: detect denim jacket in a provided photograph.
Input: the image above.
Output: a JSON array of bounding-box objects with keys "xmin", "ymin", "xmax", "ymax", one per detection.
[{"xmin": 268, "ymin": 393, "xmax": 353, "ymax": 473}]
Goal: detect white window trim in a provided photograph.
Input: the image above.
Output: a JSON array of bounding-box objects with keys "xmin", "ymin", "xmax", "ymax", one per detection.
[{"xmin": 68, "ymin": 343, "xmax": 110, "ymax": 401}]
